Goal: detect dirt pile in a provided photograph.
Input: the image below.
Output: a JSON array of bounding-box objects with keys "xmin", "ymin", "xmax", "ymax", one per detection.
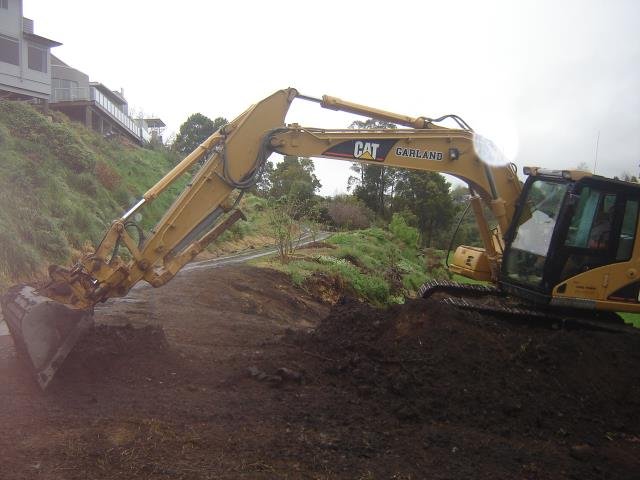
[
  {"xmin": 1, "ymin": 266, "xmax": 639, "ymax": 479},
  {"xmin": 293, "ymin": 297, "xmax": 640, "ymax": 476},
  {"xmin": 306, "ymin": 298, "xmax": 640, "ymax": 434}
]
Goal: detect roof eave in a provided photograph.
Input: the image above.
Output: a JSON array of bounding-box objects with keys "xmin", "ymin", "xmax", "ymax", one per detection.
[{"xmin": 23, "ymin": 32, "xmax": 62, "ymax": 48}]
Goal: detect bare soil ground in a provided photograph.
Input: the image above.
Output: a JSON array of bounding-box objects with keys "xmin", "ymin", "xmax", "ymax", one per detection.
[{"xmin": 0, "ymin": 264, "xmax": 639, "ymax": 479}]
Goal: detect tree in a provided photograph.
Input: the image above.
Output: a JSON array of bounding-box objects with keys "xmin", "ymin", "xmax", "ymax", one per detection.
[
  {"xmin": 393, "ymin": 170, "xmax": 457, "ymax": 248},
  {"xmin": 266, "ymin": 197, "xmax": 303, "ymax": 263},
  {"xmin": 348, "ymin": 119, "xmax": 399, "ymax": 218},
  {"xmin": 614, "ymin": 172, "xmax": 639, "ymax": 183},
  {"xmin": 324, "ymin": 195, "xmax": 374, "ymax": 230},
  {"xmin": 253, "ymin": 160, "xmax": 275, "ymax": 197},
  {"xmin": 268, "ymin": 155, "xmax": 321, "ymax": 211},
  {"xmin": 172, "ymin": 113, "xmax": 227, "ymax": 155},
  {"xmin": 449, "ymin": 184, "xmax": 484, "ymax": 247}
]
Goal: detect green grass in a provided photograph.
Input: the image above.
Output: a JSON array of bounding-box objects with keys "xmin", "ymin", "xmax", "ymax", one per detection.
[
  {"xmin": 619, "ymin": 313, "xmax": 640, "ymax": 328},
  {"xmin": 450, "ymin": 273, "xmax": 488, "ymax": 285},
  {"xmin": 0, "ymin": 100, "xmax": 183, "ymax": 285},
  {"xmin": 212, "ymin": 194, "xmax": 270, "ymax": 244},
  {"xmin": 260, "ymin": 226, "xmax": 453, "ymax": 306}
]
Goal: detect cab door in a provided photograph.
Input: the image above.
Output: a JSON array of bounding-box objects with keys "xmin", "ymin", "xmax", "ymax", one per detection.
[{"xmin": 547, "ymin": 178, "xmax": 640, "ymax": 309}]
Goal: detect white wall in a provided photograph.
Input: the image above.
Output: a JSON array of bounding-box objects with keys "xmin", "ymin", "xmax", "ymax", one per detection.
[
  {"xmin": 0, "ymin": 0, "xmax": 21, "ymax": 36},
  {"xmin": 0, "ymin": 0, "xmax": 52, "ymax": 99}
]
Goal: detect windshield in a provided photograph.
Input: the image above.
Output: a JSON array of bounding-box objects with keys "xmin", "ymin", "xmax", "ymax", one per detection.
[{"xmin": 504, "ymin": 180, "xmax": 568, "ymax": 287}]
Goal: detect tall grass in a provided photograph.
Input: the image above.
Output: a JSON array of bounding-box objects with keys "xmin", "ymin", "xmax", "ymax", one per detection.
[{"xmin": 0, "ymin": 100, "xmax": 182, "ymax": 285}]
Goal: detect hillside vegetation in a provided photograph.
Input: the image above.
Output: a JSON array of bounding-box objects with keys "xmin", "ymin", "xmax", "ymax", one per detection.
[
  {"xmin": 0, "ymin": 100, "xmax": 182, "ymax": 285},
  {"xmin": 256, "ymin": 214, "xmax": 450, "ymax": 306}
]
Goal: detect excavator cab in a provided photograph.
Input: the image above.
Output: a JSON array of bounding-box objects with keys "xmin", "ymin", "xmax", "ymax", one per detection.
[{"xmin": 501, "ymin": 170, "xmax": 640, "ymax": 311}]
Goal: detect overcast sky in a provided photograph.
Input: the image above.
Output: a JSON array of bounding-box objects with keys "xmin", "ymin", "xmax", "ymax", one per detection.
[{"xmin": 25, "ymin": 0, "xmax": 639, "ymax": 196}]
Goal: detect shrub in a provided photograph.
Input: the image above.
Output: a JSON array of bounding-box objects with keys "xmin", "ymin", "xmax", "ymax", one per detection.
[
  {"xmin": 348, "ymin": 271, "xmax": 390, "ymax": 304},
  {"xmin": 60, "ymin": 142, "xmax": 96, "ymax": 173},
  {"xmin": 95, "ymin": 161, "xmax": 122, "ymax": 190},
  {"xmin": 325, "ymin": 197, "xmax": 373, "ymax": 230},
  {"xmin": 0, "ymin": 217, "xmax": 41, "ymax": 278},
  {"xmin": 227, "ymin": 221, "xmax": 249, "ymax": 241},
  {"xmin": 246, "ymin": 195, "xmax": 267, "ymax": 211},
  {"xmin": 266, "ymin": 197, "xmax": 305, "ymax": 262},
  {"xmin": 389, "ymin": 213, "xmax": 419, "ymax": 247},
  {"xmin": 402, "ymin": 271, "xmax": 428, "ymax": 291},
  {"xmin": 68, "ymin": 172, "xmax": 98, "ymax": 196},
  {"xmin": 113, "ymin": 187, "xmax": 133, "ymax": 209},
  {"xmin": 49, "ymin": 196, "xmax": 73, "ymax": 218}
]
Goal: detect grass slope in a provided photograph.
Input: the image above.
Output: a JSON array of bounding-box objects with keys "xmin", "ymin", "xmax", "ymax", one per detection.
[
  {"xmin": 0, "ymin": 100, "xmax": 182, "ymax": 285},
  {"xmin": 257, "ymin": 227, "xmax": 449, "ymax": 306}
]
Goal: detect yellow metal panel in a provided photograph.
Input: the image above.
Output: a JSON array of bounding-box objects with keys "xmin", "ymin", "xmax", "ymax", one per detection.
[
  {"xmin": 552, "ymin": 259, "xmax": 640, "ymax": 312},
  {"xmin": 449, "ymin": 246, "xmax": 493, "ymax": 282}
]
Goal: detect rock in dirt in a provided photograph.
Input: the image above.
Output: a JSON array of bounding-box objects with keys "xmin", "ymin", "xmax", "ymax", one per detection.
[
  {"xmin": 276, "ymin": 367, "xmax": 304, "ymax": 383},
  {"xmin": 248, "ymin": 365, "xmax": 304, "ymax": 385},
  {"xmin": 247, "ymin": 366, "xmax": 283, "ymax": 385},
  {"xmin": 570, "ymin": 444, "xmax": 595, "ymax": 462}
]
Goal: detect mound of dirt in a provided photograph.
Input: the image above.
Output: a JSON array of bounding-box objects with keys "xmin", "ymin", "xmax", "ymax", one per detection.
[
  {"xmin": 302, "ymin": 271, "xmax": 346, "ymax": 304},
  {"xmin": 294, "ymin": 297, "xmax": 640, "ymax": 477},
  {"xmin": 1, "ymin": 266, "xmax": 638, "ymax": 479}
]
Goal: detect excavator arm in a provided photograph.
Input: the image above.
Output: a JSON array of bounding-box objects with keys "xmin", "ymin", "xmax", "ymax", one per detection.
[
  {"xmin": 1, "ymin": 87, "xmax": 523, "ymax": 388},
  {"xmin": 39, "ymin": 88, "xmax": 523, "ymax": 308},
  {"xmin": 269, "ymin": 125, "xmax": 521, "ymax": 280}
]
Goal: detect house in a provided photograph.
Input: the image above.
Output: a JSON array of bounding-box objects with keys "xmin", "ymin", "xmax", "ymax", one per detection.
[
  {"xmin": 50, "ymin": 55, "xmax": 151, "ymax": 145},
  {"xmin": 1, "ymin": 0, "xmax": 160, "ymax": 146},
  {"xmin": 142, "ymin": 117, "xmax": 166, "ymax": 144},
  {"xmin": 0, "ymin": 0, "xmax": 60, "ymax": 101}
]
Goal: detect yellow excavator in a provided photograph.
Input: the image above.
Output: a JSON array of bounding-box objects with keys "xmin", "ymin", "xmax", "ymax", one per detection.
[{"xmin": 2, "ymin": 88, "xmax": 639, "ymax": 389}]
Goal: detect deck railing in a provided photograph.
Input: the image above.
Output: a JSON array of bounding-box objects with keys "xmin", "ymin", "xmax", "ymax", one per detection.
[
  {"xmin": 52, "ymin": 87, "xmax": 90, "ymax": 102},
  {"xmin": 51, "ymin": 87, "xmax": 150, "ymax": 143}
]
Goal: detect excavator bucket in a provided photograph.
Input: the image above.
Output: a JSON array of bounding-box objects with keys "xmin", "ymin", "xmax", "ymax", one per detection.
[{"xmin": 1, "ymin": 285, "xmax": 93, "ymax": 390}]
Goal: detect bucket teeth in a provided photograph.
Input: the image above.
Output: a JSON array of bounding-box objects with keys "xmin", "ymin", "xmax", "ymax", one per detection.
[{"xmin": 1, "ymin": 285, "xmax": 93, "ymax": 389}]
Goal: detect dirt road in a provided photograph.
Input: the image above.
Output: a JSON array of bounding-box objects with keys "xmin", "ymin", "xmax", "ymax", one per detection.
[{"xmin": 0, "ymin": 263, "xmax": 639, "ymax": 479}]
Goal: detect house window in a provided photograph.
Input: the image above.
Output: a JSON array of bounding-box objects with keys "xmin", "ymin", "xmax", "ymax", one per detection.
[
  {"xmin": 0, "ymin": 0, "xmax": 8, "ymax": 10},
  {"xmin": 53, "ymin": 78, "xmax": 79, "ymax": 101},
  {"xmin": 28, "ymin": 44, "xmax": 46, "ymax": 72},
  {"xmin": 0, "ymin": 35, "xmax": 19, "ymax": 65}
]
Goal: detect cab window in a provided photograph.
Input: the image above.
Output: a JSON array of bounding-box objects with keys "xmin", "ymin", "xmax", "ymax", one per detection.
[
  {"xmin": 557, "ymin": 186, "xmax": 639, "ymax": 283},
  {"xmin": 616, "ymin": 198, "xmax": 638, "ymax": 261},
  {"xmin": 504, "ymin": 179, "xmax": 568, "ymax": 287},
  {"xmin": 565, "ymin": 188, "xmax": 615, "ymax": 250}
]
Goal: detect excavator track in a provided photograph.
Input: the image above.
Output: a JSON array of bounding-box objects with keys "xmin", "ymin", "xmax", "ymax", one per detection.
[
  {"xmin": 418, "ymin": 279, "xmax": 501, "ymax": 298},
  {"xmin": 418, "ymin": 280, "xmax": 638, "ymax": 335}
]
